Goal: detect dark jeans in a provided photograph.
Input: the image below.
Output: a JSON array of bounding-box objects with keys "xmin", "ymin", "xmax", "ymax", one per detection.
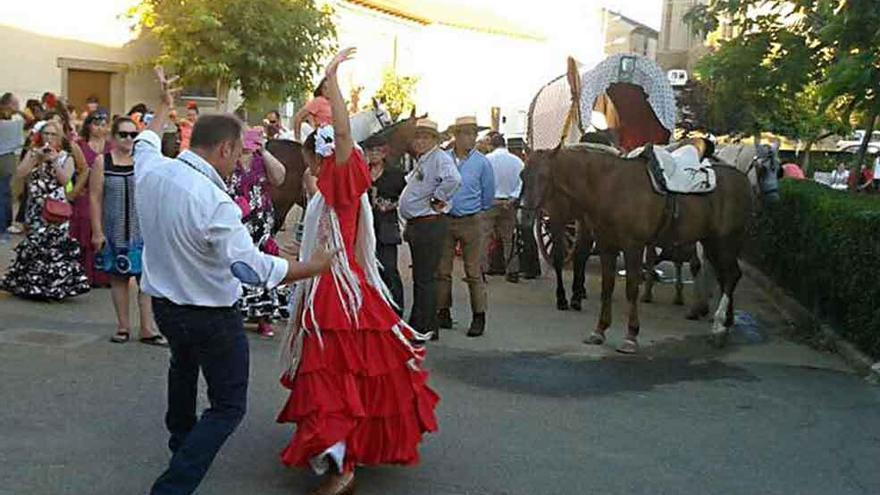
[
  {"xmin": 377, "ymin": 243, "xmax": 404, "ymax": 315},
  {"xmin": 404, "ymin": 217, "xmax": 448, "ymax": 333},
  {"xmin": 150, "ymin": 298, "xmax": 249, "ymax": 495}
]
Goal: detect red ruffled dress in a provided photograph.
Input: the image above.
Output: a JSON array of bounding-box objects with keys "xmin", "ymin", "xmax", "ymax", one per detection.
[{"xmin": 277, "ymin": 150, "xmax": 439, "ymax": 472}]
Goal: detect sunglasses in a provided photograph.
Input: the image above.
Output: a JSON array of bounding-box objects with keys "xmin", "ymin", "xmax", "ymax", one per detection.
[{"xmin": 117, "ymin": 131, "xmax": 139, "ymax": 139}]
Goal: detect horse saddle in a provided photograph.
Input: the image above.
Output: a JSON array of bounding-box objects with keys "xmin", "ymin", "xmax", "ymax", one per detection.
[{"xmin": 628, "ymin": 144, "xmax": 717, "ymax": 195}]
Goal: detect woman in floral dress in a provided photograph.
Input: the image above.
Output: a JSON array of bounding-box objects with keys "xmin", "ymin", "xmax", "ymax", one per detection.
[
  {"xmin": 0, "ymin": 121, "xmax": 90, "ymax": 300},
  {"xmin": 227, "ymin": 137, "xmax": 289, "ymax": 337}
]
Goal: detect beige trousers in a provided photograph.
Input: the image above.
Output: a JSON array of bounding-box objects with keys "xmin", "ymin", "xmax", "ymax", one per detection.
[{"xmin": 436, "ymin": 213, "xmax": 487, "ymax": 314}]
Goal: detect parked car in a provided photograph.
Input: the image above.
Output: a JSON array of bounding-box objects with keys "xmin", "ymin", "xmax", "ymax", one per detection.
[{"xmin": 837, "ymin": 129, "xmax": 880, "ymax": 154}]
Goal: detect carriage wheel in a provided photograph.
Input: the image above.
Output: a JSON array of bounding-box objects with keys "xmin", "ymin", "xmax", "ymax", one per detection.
[{"xmin": 535, "ymin": 211, "xmax": 579, "ymax": 265}]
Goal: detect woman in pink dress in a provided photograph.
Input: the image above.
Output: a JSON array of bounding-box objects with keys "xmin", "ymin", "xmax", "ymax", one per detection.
[
  {"xmin": 277, "ymin": 48, "xmax": 438, "ymax": 495},
  {"xmin": 72, "ymin": 111, "xmax": 112, "ymax": 287}
]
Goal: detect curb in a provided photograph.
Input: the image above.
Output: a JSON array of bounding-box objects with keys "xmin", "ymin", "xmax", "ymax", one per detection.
[{"xmin": 740, "ymin": 260, "xmax": 880, "ymax": 383}]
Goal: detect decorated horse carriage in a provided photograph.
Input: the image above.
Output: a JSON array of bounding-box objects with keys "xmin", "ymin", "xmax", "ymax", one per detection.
[{"xmin": 526, "ymin": 53, "xmax": 677, "ymax": 263}]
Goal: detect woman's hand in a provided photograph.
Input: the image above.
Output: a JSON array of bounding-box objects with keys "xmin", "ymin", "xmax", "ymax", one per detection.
[
  {"xmin": 325, "ymin": 47, "xmax": 356, "ymax": 78},
  {"xmin": 92, "ymin": 231, "xmax": 106, "ymax": 253}
]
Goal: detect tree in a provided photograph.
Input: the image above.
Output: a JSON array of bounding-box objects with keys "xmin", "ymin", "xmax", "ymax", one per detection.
[
  {"xmin": 372, "ymin": 68, "xmax": 418, "ymax": 121},
  {"xmin": 128, "ymin": 0, "xmax": 336, "ymax": 109},
  {"xmin": 687, "ymin": 0, "xmax": 880, "ymax": 184}
]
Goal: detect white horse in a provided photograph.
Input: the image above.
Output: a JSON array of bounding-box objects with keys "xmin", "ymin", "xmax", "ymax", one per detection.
[
  {"xmin": 350, "ymin": 98, "xmax": 394, "ymax": 143},
  {"xmin": 689, "ymin": 143, "xmax": 781, "ymax": 336}
]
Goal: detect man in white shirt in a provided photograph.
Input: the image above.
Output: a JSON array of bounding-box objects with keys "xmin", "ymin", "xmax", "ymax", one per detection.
[
  {"xmin": 483, "ymin": 132, "xmax": 524, "ymax": 283},
  {"xmin": 136, "ymin": 69, "xmax": 333, "ymax": 495}
]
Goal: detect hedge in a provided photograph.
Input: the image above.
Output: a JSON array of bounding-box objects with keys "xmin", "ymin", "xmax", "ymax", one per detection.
[{"xmin": 745, "ymin": 180, "xmax": 880, "ymax": 358}]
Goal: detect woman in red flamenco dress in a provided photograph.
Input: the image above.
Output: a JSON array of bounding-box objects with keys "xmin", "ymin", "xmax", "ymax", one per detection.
[{"xmin": 277, "ymin": 47, "xmax": 439, "ymax": 495}]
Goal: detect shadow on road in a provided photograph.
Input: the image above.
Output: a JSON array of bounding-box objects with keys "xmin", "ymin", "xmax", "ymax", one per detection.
[{"xmin": 432, "ymin": 335, "xmax": 759, "ymax": 399}]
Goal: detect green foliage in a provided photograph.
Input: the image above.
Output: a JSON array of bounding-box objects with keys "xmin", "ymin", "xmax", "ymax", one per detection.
[
  {"xmin": 372, "ymin": 68, "xmax": 418, "ymax": 121},
  {"xmin": 128, "ymin": 0, "xmax": 336, "ymax": 105},
  {"xmin": 746, "ymin": 180, "xmax": 880, "ymax": 357}
]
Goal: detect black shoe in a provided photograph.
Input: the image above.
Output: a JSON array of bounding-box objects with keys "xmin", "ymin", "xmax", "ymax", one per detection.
[
  {"xmin": 522, "ymin": 272, "xmax": 539, "ymax": 280},
  {"xmin": 485, "ymin": 269, "xmax": 505, "ymax": 276},
  {"xmin": 466, "ymin": 313, "xmax": 486, "ymax": 337},
  {"xmin": 505, "ymin": 273, "xmax": 519, "ymax": 284},
  {"xmin": 437, "ymin": 309, "xmax": 453, "ymax": 329},
  {"xmin": 430, "ymin": 328, "xmax": 439, "ymax": 341}
]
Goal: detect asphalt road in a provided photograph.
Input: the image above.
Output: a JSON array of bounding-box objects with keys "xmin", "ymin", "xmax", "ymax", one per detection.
[{"xmin": 1, "ymin": 242, "xmax": 878, "ymax": 495}]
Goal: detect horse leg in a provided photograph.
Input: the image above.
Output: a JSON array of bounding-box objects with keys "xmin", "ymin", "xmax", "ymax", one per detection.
[
  {"xmin": 641, "ymin": 246, "xmax": 656, "ymax": 304},
  {"xmin": 686, "ymin": 243, "xmax": 712, "ymax": 320},
  {"xmin": 584, "ymin": 249, "xmax": 615, "ymax": 345},
  {"xmin": 673, "ymin": 261, "xmax": 685, "ymax": 306},
  {"xmin": 551, "ymin": 222, "xmax": 569, "ymax": 311},
  {"xmin": 570, "ymin": 230, "xmax": 590, "ymax": 311},
  {"xmin": 704, "ymin": 241, "xmax": 739, "ymax": 347},
  {"xmin": 618, "ymin": 248, "xmax": 642, "ymax": 354}
]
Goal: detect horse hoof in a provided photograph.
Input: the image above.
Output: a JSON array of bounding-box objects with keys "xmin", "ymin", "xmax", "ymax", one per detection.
[
  {"xmin": 674, "ymin": 298, "xmax": 685, "ymax": 306},
  {"xmin": 641, "ymin": 295, "xmax": 653, "ymax": 304},
  {"xmin": 616, "ymin": 339, "xmax": 639, "ymax": 354},
  {"xmin": 557, "ymin": 300, "xmax": 569, "ymax": 311},
  {"xmin": 583, "ymin": 332, "xmax": 605, "ymax": 345},
  {"xmin": 571, "ymin": 299, "xmax": 582, "ymax": 311},
  {"xmin": 685, "ymin": 305, "xmax": 709, "ymax": 320}
]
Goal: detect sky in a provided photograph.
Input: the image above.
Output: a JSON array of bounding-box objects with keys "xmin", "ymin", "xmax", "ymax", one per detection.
[{"xmin": 1, "ymin": 0, "xmax": 663, "ymax": 47}]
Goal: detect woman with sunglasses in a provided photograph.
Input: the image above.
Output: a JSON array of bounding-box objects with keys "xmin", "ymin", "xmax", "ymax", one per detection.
[
  {"xmin": 0, "ymin": 120, "xmax": 90, "ymax": 300},
  {"xmin": 89, "ymin": 117, "xmax": 166, "ymax": 346},
  {"xmin": 72, "ymin": 111, "xmax": 113, "ymax": 288}
]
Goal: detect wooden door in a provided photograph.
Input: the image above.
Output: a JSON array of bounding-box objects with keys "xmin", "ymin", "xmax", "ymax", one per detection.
[{"xmin": 68, "ymin": 69, "xmax": 112, "ymax": 115}]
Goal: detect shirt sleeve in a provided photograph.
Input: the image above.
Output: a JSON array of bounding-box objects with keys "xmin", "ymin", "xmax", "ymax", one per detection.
[
  {"xmin": 133, "ymin": 130, "xmax": 168, "ymax": 184},
  {"xmin": 512, "ymin": 156, "xmax": 525, "ymax": 199},
  {"xmin": 480, "ymin": 157, "xmax": 495, "ymax": 211},
  {"xmin": 432, "ymin": 153, "xmax": 461, "ymax": 204},
  {"xmin": 206, "ymin": 202, "xmax": 289, "ymax": 289}
]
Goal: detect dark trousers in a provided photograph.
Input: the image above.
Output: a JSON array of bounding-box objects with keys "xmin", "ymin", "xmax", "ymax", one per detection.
[
  {"xmin": 377, "ymin": 243, "xmax": 404, "ymax": 315},
  {"xmin": 404, "ymin": 217, "xmax": 448, "ymax": 333},
  {"xmin": 150, "ymin": 298, "xmax": 249, "ymax": 495},
  {"xmin": 518, "ymin": 208, "xmax": 541, "ymax": 278}
]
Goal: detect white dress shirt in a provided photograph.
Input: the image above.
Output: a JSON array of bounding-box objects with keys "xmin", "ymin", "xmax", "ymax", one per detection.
[
  {"xmin": 134, "ymin": 130, "xmax": 288, "ymax": 307},
  {"xmin": 486, "ymin": 147, "xmax": 524, "ymax": 199}
]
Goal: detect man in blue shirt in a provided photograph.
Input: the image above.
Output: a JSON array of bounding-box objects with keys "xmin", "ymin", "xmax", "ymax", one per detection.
[{"xmin": 436, "ymin": 116, "xmax": 495, "ymax": 337}]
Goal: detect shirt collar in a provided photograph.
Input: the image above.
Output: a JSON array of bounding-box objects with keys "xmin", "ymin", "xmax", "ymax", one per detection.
[
  {"xmin": 178, "ymin": 149, "xmax": 228, "ymax": 192},
  {"xmin": 418, "ymin": 146, "xmax": 441, "ymax": 162},
  {"xmin": 449, "ymin": 147, "xmax": 476, "ymax": 165}
]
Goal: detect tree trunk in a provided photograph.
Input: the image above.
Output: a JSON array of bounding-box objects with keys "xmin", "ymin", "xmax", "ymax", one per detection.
[
  {"xmin": 802, "ymin": 139, "xmax": 815, "ymax": 176},
  {"xmin": 753, "ymin": 128, "xmax": 762, "ymax": 145},
  {"xmin": 216, "ymin": 80, "xmax": 230, "ymax": 112},
  {"xmin": 849, "ymin": 111, "xmax": 879, "ymax": 191}
]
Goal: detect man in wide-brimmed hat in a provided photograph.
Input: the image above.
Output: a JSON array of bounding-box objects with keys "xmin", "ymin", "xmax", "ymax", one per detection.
[
  {"xmin": 399, "ymin": 118, "xmax": 461, "ymax": 339},
  {"xmin": 436, "ymin": 116, "xmax": 494, "ymax": 337}
]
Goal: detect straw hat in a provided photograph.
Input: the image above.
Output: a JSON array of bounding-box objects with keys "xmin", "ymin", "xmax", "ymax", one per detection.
[
  {"xmin": 414, "ymin": 118, "xmax": 441, "ymax": 138},
  {"xmin": 446, "ymin": 115, "xmax": 489, "ymax": 134}
]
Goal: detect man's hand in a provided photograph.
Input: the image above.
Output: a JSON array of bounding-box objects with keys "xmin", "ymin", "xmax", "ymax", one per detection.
[
  {"xmin": 149, "ymin": 67, "xmax": 181, "ymax": 136},
  {"xmin": 308, "ymin": 245, "xmax": 338, "ymax": 274},
  {"xmin": 430, "ymin": 198, "xmax": 447, "ymax": 213}
]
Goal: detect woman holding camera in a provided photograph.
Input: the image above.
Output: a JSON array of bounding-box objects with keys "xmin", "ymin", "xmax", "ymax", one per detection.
[
  {"xmin": 89, "ymin": 117, "xmax": 166, "ymax": 346},
  {"xmin": 0, "ymin": 120, "xmax": 90, "ymax": 300}
]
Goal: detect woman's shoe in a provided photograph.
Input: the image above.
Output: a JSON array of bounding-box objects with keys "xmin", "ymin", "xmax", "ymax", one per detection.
[
  {"xmin": 311, "ymin": 472, "xmax": 355, "ymax": 495},
  {"xmin": 257, "ymin": 321, "xmax": 275, "ymax": 338}
]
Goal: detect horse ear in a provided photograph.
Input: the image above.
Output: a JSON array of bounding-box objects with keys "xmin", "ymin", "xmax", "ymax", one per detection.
[
  {"xmin": 372, "ymin": 97, "xmax": 380, "ymax": 110},
  {"xmin": 551, "ymin": 142, "xmax": 563, "ymax": 156},
  {"xmin": 409, "ymin": 107, "xmax": 416, "ymax": 119}
]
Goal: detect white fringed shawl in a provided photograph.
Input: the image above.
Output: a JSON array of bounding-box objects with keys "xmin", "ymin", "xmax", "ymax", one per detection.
[{"xmin": 281, "ymin": 189, "xmax": 430, "ymax": 379}]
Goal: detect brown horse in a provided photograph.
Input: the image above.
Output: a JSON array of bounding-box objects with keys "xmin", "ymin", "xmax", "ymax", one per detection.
[
  {"xmin": 522, "ymin": 146, "xmax": 754, "ymax": 353},
  {"xmin": 268, "ymin": 111, "xmax": 423, "ymax": 234}
]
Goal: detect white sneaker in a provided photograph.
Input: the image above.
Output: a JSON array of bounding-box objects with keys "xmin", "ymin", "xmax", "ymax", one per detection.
[{"xmin": 7, "ymin": 224, "xmax": 23, "ymax": 235}]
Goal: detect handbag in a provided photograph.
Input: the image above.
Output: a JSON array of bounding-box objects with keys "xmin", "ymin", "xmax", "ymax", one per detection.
[{"xmin": 42, "ymin": 198, "xmax": 72, "ymax": 224}]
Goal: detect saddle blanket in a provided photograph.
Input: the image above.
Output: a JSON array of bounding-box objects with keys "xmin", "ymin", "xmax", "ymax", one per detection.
[{"xmin": 628, "ymin": 144, "xmax": 717, "ymax": 194}]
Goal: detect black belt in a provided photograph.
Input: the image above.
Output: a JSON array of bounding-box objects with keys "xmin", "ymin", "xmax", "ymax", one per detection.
[
  {"xmin": 406, "ymin": 215, "xmax": 444, "ymax": 225},
  {"xmin": 447, "ymin": 212, "xmax": 479, "ymax": 219},
  {"xmin": 153, "ymin": 297, "xmax": 237, "ymax": 311}
]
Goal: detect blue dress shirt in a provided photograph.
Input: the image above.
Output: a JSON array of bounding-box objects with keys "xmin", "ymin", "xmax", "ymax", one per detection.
[{"xmin": 447, "ymin": 149, "xmax": 495, "ymax": 217}]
